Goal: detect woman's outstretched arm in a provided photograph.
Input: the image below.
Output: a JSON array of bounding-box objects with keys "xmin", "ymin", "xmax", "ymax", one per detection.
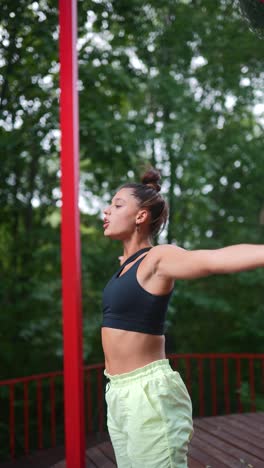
[{"xmin": 154, "ymin": 244, "xmax": 264, "ymax": 280}]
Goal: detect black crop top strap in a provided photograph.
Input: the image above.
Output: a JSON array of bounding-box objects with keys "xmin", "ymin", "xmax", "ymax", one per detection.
[{"xmin": 117, "ymin": 247, "xmax": 152, "ymax": 277}]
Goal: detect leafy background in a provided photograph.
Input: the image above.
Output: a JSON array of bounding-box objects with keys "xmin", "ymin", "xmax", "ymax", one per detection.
[{"xmin": 0, "ymin": 0, "xmax": 264, "ymax": 383}]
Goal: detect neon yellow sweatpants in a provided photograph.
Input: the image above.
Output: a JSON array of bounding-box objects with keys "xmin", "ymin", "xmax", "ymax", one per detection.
[{"xmin": 104, "ymin": 359, "xmax": 193, "ymax": 468}]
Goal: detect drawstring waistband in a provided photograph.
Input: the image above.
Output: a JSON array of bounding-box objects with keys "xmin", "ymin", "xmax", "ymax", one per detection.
[{"xmin": 104, "ymin": 359, "xmax": 173, "ymax": 387}]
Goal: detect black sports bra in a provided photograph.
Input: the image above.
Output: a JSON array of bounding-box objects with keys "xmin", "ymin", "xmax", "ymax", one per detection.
[{"xmin": 102, "ymin": 247, "xmax": 173, "ymax": 335}]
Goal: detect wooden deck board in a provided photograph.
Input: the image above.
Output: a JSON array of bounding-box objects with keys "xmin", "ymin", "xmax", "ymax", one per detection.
[
  {"xmin": 86, "ymin": 446, "xmax": 116, "ymax": 467},
  {"xmin": 99, "ymin": 442, "xmax": 117, "ymax": 463},
  {"xmin": 189, "ymin": 433, "xmax": 241, "ymax": 466},
  {"xmin": 83, "ymin": 413, "xmax": 264, "ymax": 468},
  {"xmin": 197, "ymin": 416, "xmax": 264, "ymax": 451},
  {"xmin": 185, "ymin": 455, "xmax": 204, "ymax": 468},
  {"xmin": 192, "ymin": 427, "xmax": 263, "ymax": 466},
  {"xmin": 188, "ymin": 443, "xmax": 228, "ymax": 467},
  {"xmin": 227, "ymin": 413, "xmax": 264, "ymax": 434},
  {"xmin": 213, "ymin": 415, "xmax": 264, "ymax": 444},
  {"xmin": 1, "ymin": 413, "xmax": 263, "ymax": 467}
]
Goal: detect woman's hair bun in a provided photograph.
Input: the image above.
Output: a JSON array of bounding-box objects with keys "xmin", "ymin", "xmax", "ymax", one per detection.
[{"xmin": 141, "ymin": 167, "xmax": 161, "ymax": 192}]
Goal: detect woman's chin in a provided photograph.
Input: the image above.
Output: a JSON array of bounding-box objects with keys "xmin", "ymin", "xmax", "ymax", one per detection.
[
  {"xmin": 104, "ymin": 229, "xmax": 116, "ymax": 239},
  {"xmin": 104, "ymin": 230, "xmax": 125, "ymax": 241}
]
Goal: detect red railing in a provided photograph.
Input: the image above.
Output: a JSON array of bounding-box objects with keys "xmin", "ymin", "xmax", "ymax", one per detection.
[
  {"xmin": 0, "ymin": 370, "xmax": 63, "ymax": 460},
  {"xmin": 167, "ymin": 353, "xmax": 264, "ymax": 417},
  {"xmin": 0, "ymin": 354, "xmax": 263, "ymax": 461}
]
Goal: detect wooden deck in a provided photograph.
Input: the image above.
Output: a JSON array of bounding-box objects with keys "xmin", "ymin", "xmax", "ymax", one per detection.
[{"xmin": 51, "ymin": 413, "xmax": 264, "ymax": 468}]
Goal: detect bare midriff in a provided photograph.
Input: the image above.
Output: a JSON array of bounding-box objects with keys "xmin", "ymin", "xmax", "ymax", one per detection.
[{"xmin": 101, "ymin": 327, "xmax": 166, "ymax": 375}]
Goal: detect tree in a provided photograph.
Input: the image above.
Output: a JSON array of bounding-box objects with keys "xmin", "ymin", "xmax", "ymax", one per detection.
[{"xmin": 0, "ymin": 0, "xmax": 263, "ymax": 380}]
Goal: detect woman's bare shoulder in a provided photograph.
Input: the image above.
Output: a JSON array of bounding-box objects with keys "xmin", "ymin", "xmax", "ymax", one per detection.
[{"xmin": 150, "ymin": 244, "xmax": 185, "ymax": 258}]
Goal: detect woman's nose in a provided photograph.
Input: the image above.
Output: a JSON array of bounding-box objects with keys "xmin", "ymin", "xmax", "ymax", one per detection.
[{"xmin": 104, "ymin": 205, "xmax": 110, "ymax": 214}]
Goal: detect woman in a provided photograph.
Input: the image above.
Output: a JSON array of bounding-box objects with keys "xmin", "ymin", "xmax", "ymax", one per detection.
[{"xmin": 101, "ymin": 166, "xmax": 263, "ymax": 468}]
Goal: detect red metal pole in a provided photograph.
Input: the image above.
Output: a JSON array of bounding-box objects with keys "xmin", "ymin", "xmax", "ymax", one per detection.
[{"xmin": 59, "ymin": 1, "xmax": 85, "ymax": 467}]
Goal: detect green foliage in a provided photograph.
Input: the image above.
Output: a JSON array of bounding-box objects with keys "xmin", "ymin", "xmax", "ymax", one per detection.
[
  {"xmin": 239, "ymin": 381, "xmax": 264, "ymax": 411},
  {"xmin": 238, "ymin": 0, "xmax": 264, "ymax": 38},
  {"xmin": 0, "ymin": 0, "xmax": 264, "ymax": 386}
]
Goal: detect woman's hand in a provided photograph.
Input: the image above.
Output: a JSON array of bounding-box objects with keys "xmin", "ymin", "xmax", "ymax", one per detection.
[{"xmin": 153, "ymin": 244, "xmax": 264, "ymax": 280}]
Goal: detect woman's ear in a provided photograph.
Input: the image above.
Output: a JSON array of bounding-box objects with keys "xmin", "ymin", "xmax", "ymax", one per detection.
[{"xmin": 136, "ymin": 208, "xmax": 150, "ymax": 224}]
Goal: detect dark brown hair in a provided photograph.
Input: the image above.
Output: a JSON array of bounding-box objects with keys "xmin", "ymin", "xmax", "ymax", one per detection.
[{"xmin": 119, "ymin": 166, "xmax": 169, "ymax": 238}]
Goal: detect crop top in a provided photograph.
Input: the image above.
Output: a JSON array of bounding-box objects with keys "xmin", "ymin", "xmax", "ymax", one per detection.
[{"xmin": 102, "ymin": 247, "xmax": 174, "ymax": 335}]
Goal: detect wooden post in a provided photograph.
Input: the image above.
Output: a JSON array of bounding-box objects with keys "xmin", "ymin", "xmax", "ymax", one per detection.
[{"xmin": 59, "ymin": 1, "xmax": 85, "ymax": 467}]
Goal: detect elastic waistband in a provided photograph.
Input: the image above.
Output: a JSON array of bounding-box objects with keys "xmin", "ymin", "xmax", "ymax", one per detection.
[{"xmin": 104, "ymin": 359, "xmax": 173, "ymax": 387}]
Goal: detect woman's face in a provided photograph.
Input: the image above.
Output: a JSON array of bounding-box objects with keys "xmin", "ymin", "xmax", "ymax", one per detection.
[{"xmin": 103, "ymin": 188, "xmax": 145, "ymax": 240}]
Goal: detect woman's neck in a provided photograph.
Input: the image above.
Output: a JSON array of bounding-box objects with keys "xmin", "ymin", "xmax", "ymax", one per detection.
[{"xmin": 122, "ymin": 241, "xmax": 153, "ymax": 262}]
